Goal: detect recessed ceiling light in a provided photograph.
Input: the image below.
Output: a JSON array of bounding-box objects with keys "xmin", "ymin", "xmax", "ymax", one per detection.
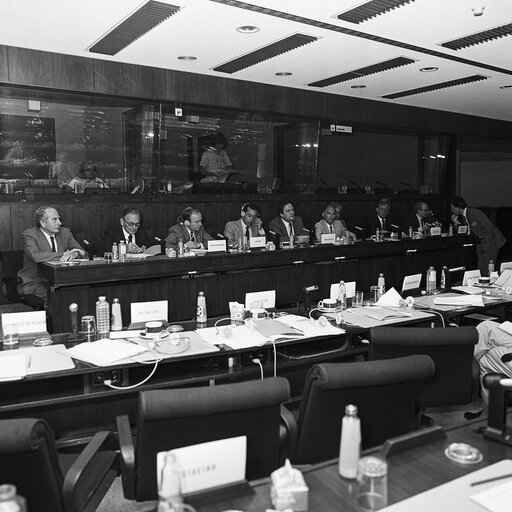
[
  {"xmin": 177, "ymin": 55, "xmax": 197, "ymax": 61},
  {"xmin": 471, "ymin": 6, "xmax": 485, "ymax": 16},
  {"xmin": 275, "ymin": 72, "xmax": 292, "ymax": 76},
  {"xmin": 350, "ymin": 85, "xmax": 366, "ymax": 89},
  {"xmin": 499, "ymin": 84, "xmax": 512, "ymax": 89},
  {"xmin": 236, "ymin": 25, "xmax": 260, "ymax": 34},
  {"xmin": 420, "ymin": 67, "xmax": 439, "ymax": 72}
]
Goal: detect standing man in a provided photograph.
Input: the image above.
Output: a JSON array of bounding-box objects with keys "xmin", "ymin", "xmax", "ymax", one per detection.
[
  {"xmin": 17, "ymin": 205, "xmax": 86, "ymax": 305},
  {"xmin": 199, "ymin": 133, "xmax": 234, "ymax": 183},
  {"xmin": 451, "ymin": 196, "xmax": 506, "ymax": 275},
  {"xmin": 102, "ymin": 207, "xmax": 152, "ymax": 254},
  {"xmin": 315, "ymin": 203, "xmax": 355, "ymax": 242},
  {"xmin": 165, "ymin": 207, "xmax": 214, "ymax": 251},
  {"xmin": 268, "ymin": 202, "xmax": 307, "ymax": 243},
  {"xmin": 224, "ymin": 203, "xmax": 265, "ymax": 245}
]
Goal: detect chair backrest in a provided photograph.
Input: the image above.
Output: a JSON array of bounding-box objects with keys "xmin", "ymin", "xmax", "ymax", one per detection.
[
  {"xmin": 292, "ymin": 355, "xmax": 435, "ymax": 464},
  {"xmin": 369, "ymin": 326, "xmax": 478, "ymax": 407},
  {"xmin": 134, "ymin": 377, "xmax": 290, "ymax": 501},
  {"xmin": 0, "ymin": 418, "xmax": 65, "ymax": 511}
]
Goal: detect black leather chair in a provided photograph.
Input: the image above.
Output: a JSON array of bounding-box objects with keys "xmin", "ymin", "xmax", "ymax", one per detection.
[
  {"xmin": 0, "ymin": 418, "xmax": 117, "ymax": 512},
  {"xmin": 116, "ymin": 377, "xmax": 290, "ymax": 501},
  {"xmin": 369, "ymin": 326, "xmax": 478, "ymax": 408},
  {"xmin": 282, "ymin": 355, "xmax": 435, "ymax": 465}
]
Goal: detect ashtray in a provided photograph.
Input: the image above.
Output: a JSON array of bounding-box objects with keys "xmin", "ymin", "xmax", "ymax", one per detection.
[
  {"xmin": 444, "ymin": 443, "xmax": 483, "ymax": 464},
  {"xmin": 33, "ymin": 337, "xmax": 53, "ymax": 346},
  {"xmin": 167, "ymin": 324, "xmax": 184, "ymax": 333}
]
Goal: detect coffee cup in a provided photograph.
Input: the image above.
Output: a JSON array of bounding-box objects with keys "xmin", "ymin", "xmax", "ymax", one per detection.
[
  {"xmin": 145, "ymin": 321, "xmax": 163, "ymax": 338},
  {"xmin": 251, "ymin": 308, "xmax": 267, "ymax": 319},
  {"xmin": 318, "ymin": 298, "xmax": 337, "ymax": 310}
]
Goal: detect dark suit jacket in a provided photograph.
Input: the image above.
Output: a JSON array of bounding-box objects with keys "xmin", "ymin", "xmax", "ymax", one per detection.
[
  {"xmin": 268, "ymin": 216, "xmax": 306, "ymax": 243},
  {"xmin": 466, "ymin": 207, "xmax": 506, "ymax": 251},
  {"xmin": 17, "ymin": 227, "xmax": 84, "ymax": 295},
  {"xmin": 165, "ymin": 223, "xmax": 214, "ymax": 250},
  {"xmin": 364, "ymin": 214, "xmax": 400, "ymax": 237},
  {"xmin": 101, "ymin": 226, "xmax": 152, "ymax": 254}
]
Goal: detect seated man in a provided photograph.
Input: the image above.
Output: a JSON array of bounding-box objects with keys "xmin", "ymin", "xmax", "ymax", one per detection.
[
  {"xmin": 224, "ymin": 203, "xmax": 265, "ymax": 245},
  {"xmin": 165, "ymin": 207, "xmax": 214, "ymax": 251},
  {"xmin": 63, "ymin": 161, "xmax": 108, "ymax": 193},
  {"xmin": 17, "ymin": 205, "xmax": 86, "ymax": 305},
  {"xmin": 475, "ymin": 320, "xmax": 512, "ymax": 403},
  {"xmin": 315, "ymin": 203, "xmax": 355, "ymax": 242},
  {"xmin": 268, "ymin": 202, "xmax": 307, "ymax": 243},
  {"xmin": 363, "ymin": 198, "xmax": 399, "ymax": 236},
  {"xmin": 405, "ymin": 201, "xmax": 434, "ymax": 236},
  {"xmin": 102, "ymin": 207, "xmax": 153, "ymax": 254}
]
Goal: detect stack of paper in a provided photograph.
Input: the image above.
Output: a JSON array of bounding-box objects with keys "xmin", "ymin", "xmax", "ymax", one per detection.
[
  {"xmin": 67, "ymin": 339, "xmax": 148, "ymax": 366},
  {"xmin": 433, "ymin": 295, "xmax": 484, "ymax": 307},
  {"xmin": 0, "ymin": 353, "xmax": 27, "ymax": 381}
]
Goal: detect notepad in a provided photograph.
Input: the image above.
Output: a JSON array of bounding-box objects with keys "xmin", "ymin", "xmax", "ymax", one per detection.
[
  {"xmin": 350, "ymin": 306, "xmax": 410, "ymax": 322},
  {"xmin": 498, "ymin": 321, "xmax": 512, "ymax": 336},
  {"xmin": 67, "ymin": 339, "xmax": 148, "ymax": 366},
  {"xmin": 0, "ymin": 354, "xmax": 27, "ymax": 381},
  {"xmin": 471, "ymin": 478, "xmax": 512, "ymax": 512}
]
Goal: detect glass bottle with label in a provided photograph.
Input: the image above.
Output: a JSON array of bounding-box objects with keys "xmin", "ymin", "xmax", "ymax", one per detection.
[
  {"xmin": 196, "ymin": 291, "xmax": 207, "ymax": 326},
  {"xmin": 338, "ymin": 404, "xmax": 361, "ymax": 479},
  {"xmin": 338, "ymin": 281, "xmax": 347, "ymax": 309},
  {"xmin": 96, "ymin": 296, "xmax": 110, "ymax": 336}
]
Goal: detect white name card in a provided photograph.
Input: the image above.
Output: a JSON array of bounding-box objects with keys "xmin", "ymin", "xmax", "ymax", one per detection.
[
  {"xmin": 245, "ymin": 290, "xmax": 276, "ymax": 310},
  {"xmin": 249, "ymin": 236, "xmax": 266, "ymax": 249},
  {"xmin": 402, "ymin": 273, "xmax": 422, "ymax": 292},
  {"xmin": 207, "ymin": 240, "xmax": 227, "ymax": 252},
  {"xmin": 130, "ymin": 300, "xmax": 168, "ymax": 324},
  {"xmin": 321, "ymin": 233, "xmax": 336, "ymax": 245},
  {"xmin": 157, "ymin": 436, "xmax": 246, "ymax": 495},
  {"xmin": 330, "ymin": 281, "xmax": 356, "ymax": 299},
  {"xmin": 458, "ymin": 225, "xmax": 468, "ymax": 235},
  {"xmin": 463, "ymin": 269, "xmax": 481, "ymax": 286},
  {"xmin": 430, "ymin": 226, "xmax": 441, "ymax": 236},
  {"xmin": 1, "ymin": 311, "xmax": 47, "ymax": 335}
]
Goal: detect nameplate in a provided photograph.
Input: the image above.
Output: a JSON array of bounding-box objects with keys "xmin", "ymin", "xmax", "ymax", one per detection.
[
  {"xmin": 157, "ymin": 436, "xmax": 246, "ymax": 495},
  {"xmin": 321, "ymin": 233, "xmax": 336, "ymax": 244},
  {"xmin": 463, "ymin": 269, "xmax": 481, "ymax": 286},
  {"xmin": 1, "ymin": 311, "xmax": 47, "ymax": 335},
  {"xmin": 458, "ymin": 225, "xmax": 468, "ymax": 235},
  {"xmin": 500, "ymin": 262, "xmax": 512, "ymax": 274},
  {"xmin": 430, "ymin": 226, "xmax": 441, "ymax": 237},
  {"xmin": 130, "ymin": 300, "xmax": 168, "ymax": 324},
  {"xmin": 249, "ymin": 236, "xmax": 266, "ymax": 249},
  {"xmin": 402, "ymin": 273, "xmax": 422, "ymax": 292},
  {"xmin": 207, "ymin": 240, "xmax": 227, "ymax": 252},
  {"xmin": 245, "ymin": 290, "xmax": 276, "ymax": 310},
  {"xmin": 330, "ymin": 281, "xmax": 356, "ymax": 299}
]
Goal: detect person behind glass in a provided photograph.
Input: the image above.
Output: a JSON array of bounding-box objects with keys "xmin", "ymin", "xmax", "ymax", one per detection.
[
  {"xmin": 315, "ymin": 203, "xmax": 356, "ymax": 242},
  {"xmin": 364, "ymin": 198, "xmax": 396, "ymax": 236},
  {"xmin": 268, "ymin": 202, "xmax": 307, "ymax": 243},
  {"xmin": 17, "ymin": 205, "xmax": 86, "ymax": 305},
  {"xmin": 199, "ymin": 133, "xmax": 233, "ymax": 183},
  {"xmin": 63, "ymin": 161, "xmax": 108, "ymax": 193},
  {"xmin": 102, "ymin": 207, "xmax": 151, "ymax": 254},
  {"xmin": 330, "ymin": 201, "xmax": 343, "ymax": 221},
  {"xmin": 165, "ymin": 207, "xmax": 214, "ymax": 251},
  {"xmin": 224, "ymin": 203, "xmax": 265, "ymax": 245},
  {"xmin": 450, "ymin": 196, "xmax": 506, "ymax": 275}
]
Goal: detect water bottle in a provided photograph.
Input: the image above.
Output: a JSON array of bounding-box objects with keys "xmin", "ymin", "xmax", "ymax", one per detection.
[
  {"xmin": 448, "ymin": 224, "xmax": 453, "ymax": 236},
  {"xmin": 338, "ymin": 281, "xmax": 347, "ymax": 309},
  {"xmin": 111, "ymin": 298, "xmax": 123, "ymax": 331},
  {"xmin": 119, "ymin": 240, "xmax": 127, "ymax": 262},
  {"xmin": 426, "ymin": 266, "xmax": 437, "ymax": 294},
  {"xmin": 112, "ymin": 242, "xmax": 118, "ymax": 260},
  {"xmin": 378, "ymin": 273, "xmax": 385, "ymax": 293},
  {"xmin": 96, "ymin": 296, "xmax": 110, "ymax": 336},
  {"xmin": 196, "ymin": 291, "xmax": 207, "ymax": 326},
  {"xmin": 0, "ymin": 484, "xmax": 27, "ymax": 512},
  {"xmin": 158, "ymin": 453, "xmax": 183, "ymax": 511},
  {"xmin": 178, "ymin": 238, "xmax": 185, "ymax": 257},
  {"xmin": 408, "ymin": 226, "xmax": 413, "ymax": 238},
  {"xmin": 338, "ymin": 404, "xmax": 361, "ymax": 479},
  {"xmin": 488, "ymin": 260, "xmax": 495, "ymax": 277},
  {"xmin": 440, "ymin": 266, "xmax": 450, "ymax": 291}
]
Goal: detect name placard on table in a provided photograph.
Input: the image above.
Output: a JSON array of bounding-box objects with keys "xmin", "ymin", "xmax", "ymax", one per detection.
[
  {"xmin": 249, "ymin": 236, "xmax": 266, "ymax": 249},
  {"xmin": 321, "ymin": 233, "xmax": 336, "ymax": 245},
  {"xmin": 1, "ymin": 311, "xmax": 47, "ymax": 336},
  {"xmin": 130, "ymin": 300, "xmax": 168, "ymax": 324},
  {"xmin": 207, "ymin": 240, "xmax": 227, "ymax": 252}
]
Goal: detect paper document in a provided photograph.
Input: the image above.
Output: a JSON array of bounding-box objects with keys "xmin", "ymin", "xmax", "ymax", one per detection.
[
  {"xmin": 67, "ymin": 339, "xmax": 148, "ymax": 366},
  {"xmin": 471, "ymin": 477, "xmax": 512, "ymax": 512},
  {"xmin": 276, "ymin": 314, "xmax": 345, "ymax": 337},
  {"xmin": 493, "ymin": 269, "xmax": 512, "ymax": 289},
  {"xmin": 451, "ymin": 286, "xmax": 485, "ymax": 295},
  {"xmin": 195, "ymin": 325, "xmax": 267, "ymax": 349},
  {"xmin": 350, "ymin": 306, "xmax": 411, "ymax": 322},
  {"xmin": 433, "ymin": 295, "xmax": 484, "ymax": 307},
  {"xmin": 0, "ymin": 354, "xmax": 27, "ymax": 381},
  {"xmin": 0, "ymin": 344, "xmax": 75, "ymax": 375},
  {"xmin": 376, "ymin": 287, "xmax": 405, "ymax": 307},
  {"xmin": 498, "ymin": 321, "xmax": 512, "ymax": 336}
]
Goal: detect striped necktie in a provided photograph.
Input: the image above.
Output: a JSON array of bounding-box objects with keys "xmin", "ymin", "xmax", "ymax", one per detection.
[{"xmin": 50, "ymin": 236, "xmax": 57, "ymax": 252}]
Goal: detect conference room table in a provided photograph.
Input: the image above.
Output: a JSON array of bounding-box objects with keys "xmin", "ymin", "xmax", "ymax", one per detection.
[{"xmin": 187, "ymin": 414, "xmax": 512, "ymax": 512}]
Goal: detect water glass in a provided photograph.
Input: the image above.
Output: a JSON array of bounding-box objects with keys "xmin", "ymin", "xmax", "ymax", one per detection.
[
  {"xmin": 104, "ymin": 251, "xmax": 113, "ymax": 263},
  {"xmin": 80, "ymin": 315, "xmax": 96, "ymax": 340},
  {"xmin": 352, "ymin": 291, "xmax": 364, "ymax": 307},
  {"xmin": 370, "ymin": 286, "xmax": 382, "ymax": 303},
  {"xmin": 356, "ymin": 456, "xmax": 388, "ymax": 511},
  {"xmin": 2, "ymin": 324, "xmax": 19, "ymax": 347}
]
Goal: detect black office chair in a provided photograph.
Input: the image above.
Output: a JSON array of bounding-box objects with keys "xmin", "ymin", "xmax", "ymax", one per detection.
[
  {"xmin": 0, "ymin": 418, "xmax": 117, "ymax": 512},
  {"xmin": 116, "ymin": 377, "xmax": 290, "ymax": 501},
  {"xmin": 282, "ymin": 355, "xmax": 435, "ymax": 465},
  {"xmin": 369, "ymin": 326, "xmax": 478, "ymax": 408}
]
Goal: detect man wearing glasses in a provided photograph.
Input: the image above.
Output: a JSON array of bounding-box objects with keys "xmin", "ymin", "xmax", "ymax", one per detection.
[{"xmin": 102, "ymin": 207, "xmax": 152, "ymax": 254}]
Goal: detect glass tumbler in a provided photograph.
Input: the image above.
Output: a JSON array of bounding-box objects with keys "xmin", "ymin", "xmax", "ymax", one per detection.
[
  {"xmin": 356, "ymin": 456, "xmax": 388, "ymax": 511},
  {"xmin": 370, "ymin": 286, "xmax": 382, "ymax": 303},
  {"xmin": 2, "ymin": 324, "xmax": 19, "ymax": 348},
  {"xmin": 352, "ymin": 291, "xmax": 364, "ymax": 307},
  {"xmin": 80, "ymin": 315, "xmax": 96, "ymax": 340}
]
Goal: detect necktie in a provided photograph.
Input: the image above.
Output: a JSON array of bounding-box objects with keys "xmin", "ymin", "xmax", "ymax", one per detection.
[
  {"xmin": 380, "ymin": 218, "xmax": 385, "ymax": 230},
  {"xmin": 245, "ymin": 226, "xmax": 250, "ymax": 241},
  {"xmin": 289, "ymin": 223, "xmax": 294, "ymax": 238},
  {"xmin": 330, "ymin": 225, "xmax": 333, "ymax": 234},
  {"xmin": 50, "ymin": 236, "xmax": 56, "ymax": 252},
  {"xmin": 190, "ymin": 232, "xmax": 196, "ymax": 243},
  {"xmin": 128, "ymin": 234, "xmax": 133, "ymax": 243}
]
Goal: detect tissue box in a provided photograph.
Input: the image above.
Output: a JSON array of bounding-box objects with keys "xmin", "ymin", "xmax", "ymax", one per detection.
[{"xmin": 270, "ymin": 460, "xmax": 309, "ymax": 511}]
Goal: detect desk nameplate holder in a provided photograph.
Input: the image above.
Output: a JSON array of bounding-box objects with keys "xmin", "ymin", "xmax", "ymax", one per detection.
[
  {"xmin": 378, "ymin": 426, "xmax": 446, "ymax": 458},
  {"xmin": 483, "ymin": 373, "xmax": 512, "ymax": 446}
]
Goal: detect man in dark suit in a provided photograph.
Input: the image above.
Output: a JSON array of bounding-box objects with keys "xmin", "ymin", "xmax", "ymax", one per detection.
[
  {"xmin": 224, "ymin": 203, "xmax": 265, "ymax": 244},
  {"xmin": 268, "ymin": 202, "xmax": 307, "ymax": 243},
  {"xmin": 102, "ymin": 207, "xmax": 153, "ymax": 254},
  {"xmin": 165, "ymin": 207, "xmax": 215, "ymax": 251},
  {"xmin": 17, "ymin": 205, "xmax": 86, "ymax": 305},
  {"xmin": 405, "ymin": 201, "xmax": 433, "ymax": 236},
  {"xmin": 451, "ymin": 196, "xmax": 506, "ymax": 275},
  {"xmin": 363, "ymin": 198, "xmax": 399, "ymax": 237}
]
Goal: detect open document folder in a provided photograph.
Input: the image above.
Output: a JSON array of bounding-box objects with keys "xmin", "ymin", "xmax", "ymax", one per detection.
[{"xmin": 196, "ymin": 316, "xmax": 344, "ymax": 350}]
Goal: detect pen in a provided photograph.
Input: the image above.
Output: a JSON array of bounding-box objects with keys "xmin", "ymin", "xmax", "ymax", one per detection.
[{"xmin": 470, "ymin": 472, "xmax": 512, "ymax": 487}]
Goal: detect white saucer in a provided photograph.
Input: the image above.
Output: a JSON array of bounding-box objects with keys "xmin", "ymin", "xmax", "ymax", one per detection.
[
  {"xmin": 317, "ymin": 305, "xmax": 343, "ymax": 314},
  {"xmin": 139, "ymin": 330, "xmax": 170, "ymax": 340}
]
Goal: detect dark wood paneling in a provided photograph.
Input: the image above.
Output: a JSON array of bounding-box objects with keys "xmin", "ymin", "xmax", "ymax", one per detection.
[
  {"xmin": 166, "ymin": 69, "xmax": 229, "ymax": 106},
  {"xmin": 7, "ymin": 47, "xmax": 93, "ymax": 91},
  {"xmin": 0, "ymin": 205, "xmax": 11, "ymax": 249},
  {"xmin": 0, "ymin": 46, "xmax": 8, "ymax": 82},
  {"xmin": 93, "ymin": 60, "xmax": 166, "ymax": 100}
]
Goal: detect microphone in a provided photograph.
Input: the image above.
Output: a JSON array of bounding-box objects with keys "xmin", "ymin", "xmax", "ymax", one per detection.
[
  {"xmin": 391, "ymin": 224, "xmax": 401, "ymax": 230},
  {"xmin": 354, "ymin": 226, "xmax": 364, "ymax": 232},
  {"xmin": 154, "ymin": 236, "xmax": 162, "ymax": 242},
  {"xmin": 269, "ymin": 231, "xmax": 277, "ymax": 236},
  {"xmin": 449, "ymin": 266, "xmax": 465, "ymax": 272},
  {"xmin": 303, "ymin": 227, "xmax": 310, "ymax": 232},
  {"xmin": 83, "ymin": 239, "xmax": 90, "ymax": 246}
]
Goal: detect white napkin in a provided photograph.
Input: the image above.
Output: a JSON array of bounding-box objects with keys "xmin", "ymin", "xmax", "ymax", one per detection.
[{"xmin": 376, "ymin": 287, "xmax": 404, "ymax": 307}]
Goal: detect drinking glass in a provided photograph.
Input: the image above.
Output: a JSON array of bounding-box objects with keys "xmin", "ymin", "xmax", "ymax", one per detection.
[
  {"xmin": 370, "ymin": 286, "xmax": 381, "ymax": 303},
  {"xmin": 2, "ymin": 324, "xmax": 19, "ymax": 347},
  {"xmin": 352, "ymin": 291, "xmax": 364, "ymax": 307},
  {"xmin": 356, "ymin": 456, "xmax": 388, "ymax": 511},
  {"xmin": 80, "ymin": 315, "xmax": 96, "ymax": 340}
]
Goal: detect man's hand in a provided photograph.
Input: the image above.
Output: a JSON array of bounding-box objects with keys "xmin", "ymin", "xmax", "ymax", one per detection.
[
  {"xmin": 60, "ymin": 249, "xmax": 82, "ymax": 262},
  {"xmin": 127, "ymin": 242, "xmax": 143, "ymax": 254}
]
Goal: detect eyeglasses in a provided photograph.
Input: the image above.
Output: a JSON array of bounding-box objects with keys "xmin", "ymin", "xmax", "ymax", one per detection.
[{"xmin": 123, "ymin": 219, "xmax": 140, "ymax": 227}]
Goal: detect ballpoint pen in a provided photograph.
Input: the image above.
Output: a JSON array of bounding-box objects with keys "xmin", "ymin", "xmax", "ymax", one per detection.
[{"xmin": 470, "ymin": 472, "xmax": 512, "ymax": 487}]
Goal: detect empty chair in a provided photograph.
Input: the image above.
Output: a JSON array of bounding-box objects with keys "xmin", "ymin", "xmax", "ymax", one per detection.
[
  {"xmin": 282, "ymin": 355, "xmax": 435, "ymax": 465},
  {"xmin": 117, "ymin": 377, "xmax": 290, "ymax": 501},
  {"xmin": 0, "ymin": 418, "xmax": 117, "ymax": 512},
  {"xmin": 369, "ymin": 326, "xmax": 478, "ymax": 408}
]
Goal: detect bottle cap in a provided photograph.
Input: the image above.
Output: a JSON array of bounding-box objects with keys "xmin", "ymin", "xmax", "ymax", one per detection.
[
  {"xmin": 113, "ymin": 298, "xmax": 119, "ymax": 303},
  {"xmin": 198, "ymin": 291, "xmax": 205, "ymax": 296},
  {"xmin": 345, "ymin": 404, "xmax": 358, "ymax": 415},
  {"xmin": 69, "ymin": 303, "xmax": 78, "ymax": 312},
  {"xmin": 99, "ymin": 296, "xmax": 106, "ymax": 301}
]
